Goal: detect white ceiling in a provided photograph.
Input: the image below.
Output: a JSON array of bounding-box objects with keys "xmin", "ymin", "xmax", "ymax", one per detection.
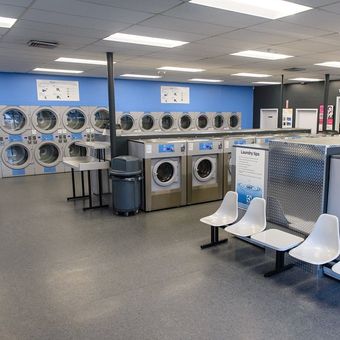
[{"xmin": 1, "ymin": 0, "xmax": 340, "ymax": 85}]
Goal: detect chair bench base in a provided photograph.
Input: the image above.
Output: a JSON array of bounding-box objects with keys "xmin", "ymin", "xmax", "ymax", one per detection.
[
  {"xmin": 264, "ymin": 250, "xmax": 295, "ymax": 277},
  {"xmin": 201, "ymin": 226, "xmax": 228, "ymax": 250}
]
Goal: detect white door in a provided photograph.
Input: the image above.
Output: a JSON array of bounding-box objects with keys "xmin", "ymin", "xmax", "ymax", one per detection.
[
  {"xmin": 260, "ymin": 109, "xmax": 278, "ymax": 129},
  {"xmin": 335, "ymin": 97, "xmax": 340, "ymax": 132},
  {"xmin": 295, "ymin": 108, "xmax": 318, "ymax": 134}
]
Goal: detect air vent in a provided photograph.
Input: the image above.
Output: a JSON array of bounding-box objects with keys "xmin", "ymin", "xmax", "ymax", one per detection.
[
  {"xmin": 27, "ymin": 40, "xmax": 59, "ymax": 49},
  {"xmin": 283, "ymin": 67, "xmax": 306, "ymax": 72}
]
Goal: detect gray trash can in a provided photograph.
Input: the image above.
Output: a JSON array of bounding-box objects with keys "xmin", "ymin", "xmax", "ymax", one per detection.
[{"xmin": 110, "ymin": 156, "xmax": 142, "ymax": 216}]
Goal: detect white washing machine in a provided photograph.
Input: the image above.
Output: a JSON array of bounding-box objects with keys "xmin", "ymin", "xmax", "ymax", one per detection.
[
  {"xmin": 88, "ymin": 106, "xmax": 110, "ymax": 134},
  {"xmin": 194, "ymin": 112, "xmax": 213, "ymax": 132},
  {"xmin": 227, "ymin": 112, "xmax": 242, "ymax": 130},
  {"xmin": 1, "ymin": 141, "xmax": 34, "ymax": 177},
  {"xmin": 187, "ymin": 138, "xmax": 223, "ymax": 204},
  {"xmin": 129, "ymin": 139, "xmax": 187, "ymax": 211},
  {"xmin": 116, "ymin": 112, "xmax": 143, "ymax": 136},
  {"xmin": 158, "ymin": 112, "xmax": 178, "ymax": 134},
  {"xmin": 212, "ymin": 112, "xmax": 228, "ymax": 131}
]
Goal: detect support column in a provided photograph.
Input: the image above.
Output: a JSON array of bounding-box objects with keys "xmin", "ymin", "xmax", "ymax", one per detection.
[
  {"xmin": 278, "ymin": 74, "xmax": 284, "ymax": 128},
  {"xmin": 323, "ymin": 73, "xmax": 330, "ymax": 133}
]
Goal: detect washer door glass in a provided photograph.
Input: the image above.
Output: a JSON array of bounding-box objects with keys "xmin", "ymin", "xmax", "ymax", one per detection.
[
  {"xmin": 230, "ymin": 114, "xmax": 239, "ymax": 128},
  {"xmin": 3, "ymin": 109, "xmax": 27, "ymax": 132},
  {"xmin": 66, "ymin": 109, "xmax": 86, "ymax": 130},
  {"xmin": 36, "ymin": 109, "xmax": 57, "ymax": 131},
  {"xmin": 94, "ymin": 109, "xmax": 110, "ymax": 130},
  {"xmin": 155, "ymin": 162, "xmax": 174, "ymax": 184},
  {"xmin": 5, "ymin": 144, "xmax": 29, "ymax": 167},
  {"xmin": 198, "ymin": 115, "xmax": 208, "ymax": 129},
  {"xmin": 161, "ymin": 115, "xmax": 173, "ymax": 130},
  {"xmin": 141, "ymin": 115, "xmax": 154, "ymax": 130},
  {"xmin": 38, "ymin": 143, "xmax": 59, "ymax": 165},
  {"xmin": 180, "ymin": 115, "xmax": 191, "ymax": 130},
  {"xmin": 196, "ymin": 159, "xmax": 212, "ymax": 180},
  {"xmin": 121, "ymin": 115, "xmax": 134, "ymax": 131},
  {"xmin": 69, "ymin": 143, "xmax": 87, "ymax": 157},
  {"xmin": 214, "ymin": 115, "xmax": 224, "ymax": 129}
]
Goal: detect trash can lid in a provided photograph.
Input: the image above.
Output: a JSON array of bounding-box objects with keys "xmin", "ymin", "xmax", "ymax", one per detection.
[
  {"xmin": 111, "ymin": 155, "xmax": 141, "ymax": 173},
  {"xmin": 110, "ymin": 169, "xmax": 142, "ymax": 177}
]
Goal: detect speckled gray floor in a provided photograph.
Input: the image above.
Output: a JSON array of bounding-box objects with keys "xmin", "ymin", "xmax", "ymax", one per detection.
[{"xmin": 0, "ymin": 173, "xmax": 340, "ymax": 340}]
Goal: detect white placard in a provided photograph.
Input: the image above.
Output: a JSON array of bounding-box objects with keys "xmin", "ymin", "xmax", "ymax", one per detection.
[
  {"xmin": 235, "ymin": 147, "xmax": 266, "ymax": 208},
  {"xmin": 146, "ymin": 144, "xmax": 152, "ymax": 154},
  {"xmin": 282, "ymin": 108, "xmax": 293, "ymax": 128},
  {"xmin": 37, "ymin": 79, "xmax": 80, "ymax": 101},
  {"xmin": 161, "ymin": 86, "xmax": 190, "ymax": 104}
]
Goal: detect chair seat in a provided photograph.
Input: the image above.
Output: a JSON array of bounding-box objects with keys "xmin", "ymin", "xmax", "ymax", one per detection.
[
  {"xmin": 200, "ymin": 214, "xmax": 236, "ymax": 227},
  {"xmin": 331, "ymin": 261, "xmax": 340, "ymax": 275},
  {"xmin": 224, "ymin": 220, "xmax": 265, "ymax": 237},
  {"xmin": 289, "ymin": 246, "xmax": 339, "ymax": 265}
]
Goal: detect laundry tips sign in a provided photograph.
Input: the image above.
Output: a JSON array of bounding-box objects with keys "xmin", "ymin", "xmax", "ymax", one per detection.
[
  {"xmin": 161, "ymin": 86, "xmax": 190, "ymax": 104},
  {"xmin": 235, "ymin": 147, "xmax": 266, "ymax": 208},
  {"xmin": 37, "ymin": 80, "xmax": 80, "ymax": 101}
]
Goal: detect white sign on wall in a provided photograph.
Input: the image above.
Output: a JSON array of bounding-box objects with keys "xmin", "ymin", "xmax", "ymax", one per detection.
[
  {"xmin": 36, "ymin": 80, "xmax": 80, "ymax": 101},
  {"xmin": 161, "ymin": 86, "xmax": 190, "ymax": 104},
  {"xmin": 282, "ymin": 108, "xmax": 293, "ymax": 128},
  {"xmin": 235, "ymin": 147, "xmax": 266, "ymax": 208}
]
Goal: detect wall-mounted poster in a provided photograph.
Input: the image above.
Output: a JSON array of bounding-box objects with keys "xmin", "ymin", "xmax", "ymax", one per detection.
[
  {"xmin": 161, "ymin": 86, "xmax": 190, "ymax": 104},
  {"xmin": 37, "ymin": 80, "xmax": 80, "ymax": 101},
  {"xmin": 319, "ymin": 104, "xmax": 334, "ymax": 131},
  {"xmin": 282, "ymin": 108, "xmax": 293, "ymax": 128}
]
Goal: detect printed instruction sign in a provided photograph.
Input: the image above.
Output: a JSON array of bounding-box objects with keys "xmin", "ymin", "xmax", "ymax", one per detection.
[
  {"xmin": 37, "ymin": 80, "xmax": 80, "ymax": 101},
  {"xmin": 161, "ymin": 86, "xmax": 190, "ymax": 104},
  {"xmin": 282, "ymin": 108, "xmax": 293, "ymax": 128},
  {"xmin": 235, "ymin": 147, "xmax": 266, "ymax": 208}
]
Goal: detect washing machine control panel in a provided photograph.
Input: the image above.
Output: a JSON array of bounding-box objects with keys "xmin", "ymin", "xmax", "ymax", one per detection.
[{"xmin": 199, "ymin": 142, "xmax": 213, "ymax": 151}]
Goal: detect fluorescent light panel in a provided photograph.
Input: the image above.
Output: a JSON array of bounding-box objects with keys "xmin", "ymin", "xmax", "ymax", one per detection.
[
  {"xmin": 189, "ymin": 0, "xmax": 312, "ymax": 19},
  {"xmin": 289, "ymin": 77, "xmax": 323, "ymax": 82},
  {"xmin": 231, "ymin": 50, "xmax": 293, "ymax": 60},
  {"xmin": 0, "ymin": 16, "xmax": 17, "ymax": 28},
  {"xmin": 33, "ymin": 68, "xmax": 83, "ymax": 74},
  {"xmin": 55, "ymin": 57, "xmax": 115, "ymax": 65},
  {"xmin": 315, "ymin": 61, "xmax": 340, "ymax": 68},
  {"xmin": 253, "ymin": 81, "xmax": 281, "ymax": 84},
  {"xmin": 232, "ymin": 72, "xmax": 271, "ymax": 78},
  {"xmin": 158, "ymin": 66, "xmax": 205, "ymax": 72},
  {"xmin": 189, "ymin": 78, "xmax": 223, "ymax": 82},
  {"xmin": 104, "ymin": 33, "xmax": 188, "ymax": 48},
  {"xmin": 121, "ymin": 74, "xmax": 161, "ymax": 79}
]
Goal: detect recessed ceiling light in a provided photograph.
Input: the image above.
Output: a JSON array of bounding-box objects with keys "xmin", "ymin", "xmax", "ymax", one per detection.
[
  {"xmin": 253, "ymin": 81, "xmax": 281, "ymax": 85},
  {"xmin": 158, "ymin": 66, "xmax": 205, "ymax": 72},
  {"xmin": 189, "ymin": 78, "xmax": 223, "ymax": 82},
  {"xmin": 315, "ymin": 61, "xmax": 340, "ymax": 68},
  {"xmin": 120, "ymin": 74, "xmax": 162, "ymax": 79},
  {"xmin": 189, "ymin": 0, "xmax": 312, "ymax": 19},
  {"xmin": 231, "ymin": 50, "xmax": 293, "ymax": 60},
  {"xmin": 232, "ymin": 72, "xmax": 271, "ymax": 78},
  {"xmin": 103, "ymin": 33, "xmax": 188, "ymax": 48},
  {"xmin": 33, "ymin": 68, "xmax": 83, "ymax": 74},
  {"xmin": 55, "ymin": 57, "xmax": 115, "ymax": 65},
  {"xmin": 289, "ymin": 77, "xmax": 323, "ymax": 82},
  {"xmin": 0, "ymin": 16, "xmax": 17, "ymax": 28}
]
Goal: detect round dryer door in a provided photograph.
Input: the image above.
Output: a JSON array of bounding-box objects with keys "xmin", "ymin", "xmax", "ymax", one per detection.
[
  {"xmin": 2, "ymin": 143, "xmax": 31, "ymax": 169},
  {"xmin": 229, "ymin": 114, "xmax": 240, "ymax": 129},
  {"xmin": 35, "ymin": 142, "xmax": 62, "ymax": 167},
  {"xmin": 153, "ymin": 160, "xmax": 178, "ymax": 187},
  {"xmin": 180, "ymin": 114, "xmax": 191, "ymax": 130},
  {"xmin": 214, "ymin": 114, "xmax": 224, "ymax": 129},
  {"xmin": 141, "ymin": 114, "xmax": 154, "ymax": 131},
  {"xmin": 121, "ymin": 114, "xmax": 134, "ymax": 131},
  {"xmin": 32, "ymin": 108, "xmax": 59, "ymax": 133},
  {"xmin": 65, "ymin": 141, "xmax": 88, "ymax": 157},
  {"xmin": 197, "ymin": 114, "xmax": 208, "ymax": 129},
  {"xmin": 1, "ymin": 107, "xmax": 29, "ymax": 134},
  {"xmin": 63, "ymin": 108, "xmax": 87, "ymax": 133},
  {"xmin": 194, "ymin": 157, "xmax": 215, "ymax": 182},
  {"xmin": 161, "ymin": 114, "xmax": 174, "ymax": 131},
  {"xmin": 91, "ymin": 108, "xmax": 110, "ymax": 132}
]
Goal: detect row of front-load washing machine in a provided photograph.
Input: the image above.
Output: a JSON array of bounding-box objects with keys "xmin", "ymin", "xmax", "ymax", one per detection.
[
  {"xmin": 0, "ymin": 105, "xmax": 110, "ymax": 177},
  {"xmin": 117, "ymin": 111, "xmax": 241, "ymax": 135},
  {"xmin": 128, "ymin": 136, "xmax": 255, "ymax": 212}
]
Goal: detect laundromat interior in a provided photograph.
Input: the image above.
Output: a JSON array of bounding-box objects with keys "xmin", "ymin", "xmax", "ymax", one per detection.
[{"xmin": 3, "ymin": 1, "xmax": 340, "ymax": 339}]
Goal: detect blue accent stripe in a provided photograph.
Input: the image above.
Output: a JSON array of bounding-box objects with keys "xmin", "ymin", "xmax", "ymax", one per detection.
[{"xmin": 44, "ymin": 167, "xmax": 56, "ymax": 173}]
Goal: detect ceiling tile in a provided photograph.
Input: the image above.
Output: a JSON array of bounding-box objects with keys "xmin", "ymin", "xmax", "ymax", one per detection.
[
  {"xmin": 0, "ymin": 0, "xmax": 32, "ymax": 7},
  {"xmin": 275, "ymin": 39, "xmax": 339, "ymax": 54},
  {"xmin": 0, "ymin": 3, "xmax": 27, "ymax": 17}
]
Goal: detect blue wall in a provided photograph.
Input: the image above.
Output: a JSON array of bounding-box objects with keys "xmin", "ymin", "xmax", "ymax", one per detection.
[{"xmin": 0, "ymin": 72, "xmax": 254, "ymax": 128}]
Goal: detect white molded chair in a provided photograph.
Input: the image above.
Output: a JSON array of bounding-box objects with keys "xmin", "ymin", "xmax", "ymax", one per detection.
[
  {"xmin": 200, "ymin": 191, "xmax": 238, "ymax": 249},
  {"xmin": 332, "ymin": 261, "xmax": 340, "ymax": 275},
  {"xmin": 289, "ymin": 214, "xmax": 340, "ymax": 265},
  {"xmin": 224, "ymin": 197, "xmax": 266, "ymax": 237}
]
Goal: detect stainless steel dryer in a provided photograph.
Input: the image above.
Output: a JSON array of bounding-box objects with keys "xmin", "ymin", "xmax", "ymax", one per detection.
[
  {"xmin": 176, "ymin": 112, "xmax": 196, "ymax": 132},
  {"xmin": 212, "ymin": 112, "xmax": 228, "ymax": 131},
  {"xmin": 158, "ymin": 112, "xmax": 177, "ymax": 133},
  {"xmin": 116, "ymin": 112, "xmax": 143, "ymax": 136},
  {"xmin": 195, "ymin": 112, "xmax": 213, "ymax": 132},
  {"xmin": 223, "ymin": 136, "xmax": 255, "ymax": 195},
  {"xmin": 128, "ymin": 139, "xmax": 187, "ymax": 211},
  {"xmin": 187, "ymin": 138, "xmax": 223, "ymax": 204},
  {"xmin": 62, "ymin": 107, "xmax": 88, "ymax": 137},
  {"xmin": 227, "ymin": 112, "xmax": 242, "ymax": 130},
  {"xmin": 88, "ymin": 106, "xmax": 110, "ymax": 134}
]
